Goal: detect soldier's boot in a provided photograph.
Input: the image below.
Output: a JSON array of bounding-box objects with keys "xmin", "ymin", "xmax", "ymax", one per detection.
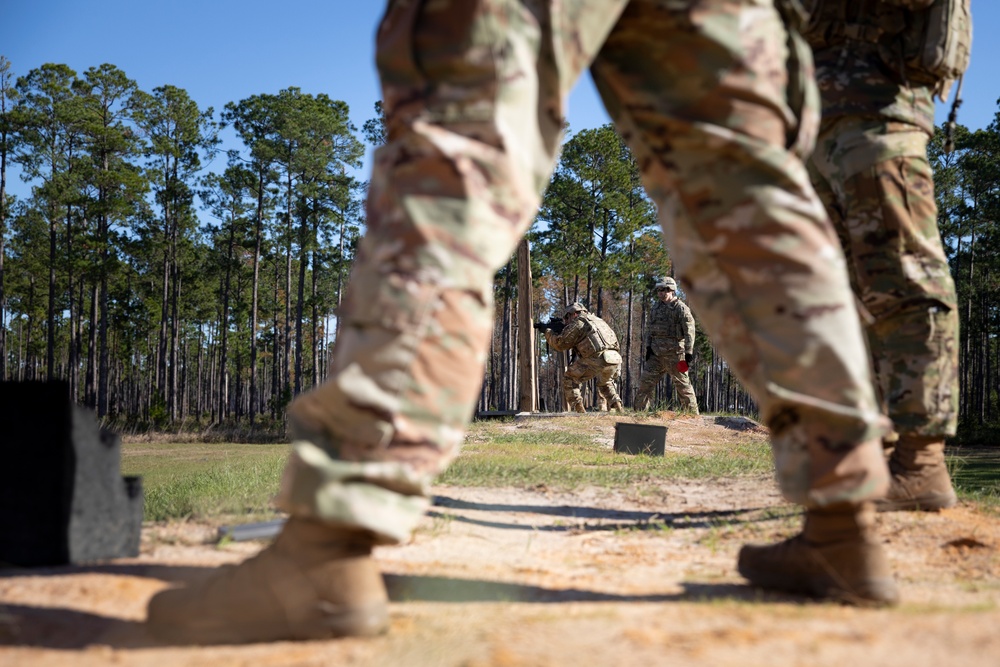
[
  {"xmin": 737, "ymin": 502, "xmax": 899, "ymax": 607},
  {"xmin": 147, "ymin": 517, "xmax": 389, "ymax": 644},
  {"xmin": 600, "ymin": 386, "xmax": 624, "ymax": 413},
  {"xmin": 876, "ymin": 436, "xmax": 957, "ymax": 512}
]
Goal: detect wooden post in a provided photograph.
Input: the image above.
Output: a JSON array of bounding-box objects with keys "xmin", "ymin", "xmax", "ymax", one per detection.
[{"xmin": 516, "ymin": 238, "xmax": 537, "ymax": 412}]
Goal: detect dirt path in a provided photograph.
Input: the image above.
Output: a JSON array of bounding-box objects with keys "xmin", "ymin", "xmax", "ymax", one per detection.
[{"xmin": 2, "ymin": 417, "xmax": 999, "ymax": 667}]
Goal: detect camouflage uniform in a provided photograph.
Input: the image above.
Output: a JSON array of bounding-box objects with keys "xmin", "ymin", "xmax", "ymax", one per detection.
[
  {"xmin": 803, "ymin": 0, "xmax": 960, "ymax": 442},
  {"xmin": 280, "ymin": 0, "xmax": 891, "ymax": 546},
  {"xmin": 544, "ymin": 304, "xmax": 624, "ymax": 413},
  {"xmin": 635, "ymin": 286, "xmax": 699, "ymax": 413},
  {"xmin": 147, "ymin": 3, "xmax": 901, "ymax": 638}
]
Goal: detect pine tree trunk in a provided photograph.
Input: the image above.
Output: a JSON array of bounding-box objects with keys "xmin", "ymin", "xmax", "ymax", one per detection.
[
  {"xmin": 515, "ymin": 239, "xmax": 536, "ymax": 412},
  {"xmin": 272, "ymin": 257, "xmax": 281, "ymax": 419},
  {"xmin": 47, "ymin": 203, "xmax": 57, "ymax": 380},
  {"xmin": 169, "ymin": 226, "xmax": 181, "ymax": 422},
  {"xmin": 295, "ymin": 206, "xmax": 307, "ymax": 396},
  {"xmin": 625, "ymin": 285, "xmax": 634, "ymax": 403},
  {"xmin": 500, "ymin": 262, "xmax": 514, "ymax": 410},
  {"xmin": 219, "ymin": 211, "xmax": 235, "ymax": 421},
  {"xmin": 311, "ymin": 208, "xmax": 320, "ymax": 390},
  {"xmin": 249, "ymin": 172, "xmax": 264, "ymax": 421},
  {"xmin": 86, "ymin": 282, "xmax": 98, "ymax": 407},
  {"xmin": 284, "ymin": 176, "xmax": 293, "ymax": 405},
  {"xmin": 0, "ymin": 84, "xmax": 7, "ymax": 382}
]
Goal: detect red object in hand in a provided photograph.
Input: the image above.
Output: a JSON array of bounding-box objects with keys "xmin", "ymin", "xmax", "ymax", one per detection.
[{"xmin": 676, "ymin": 360, "xmax": 688, "ymax": 373}]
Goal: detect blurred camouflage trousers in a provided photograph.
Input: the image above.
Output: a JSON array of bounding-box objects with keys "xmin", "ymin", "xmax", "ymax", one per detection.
[
  {"xmin": 279, "ymin": 0, "xmax": 889, "ymax": 544},
  {"xmin": 635, "ymin": 353, "xmax": 698, "ymax": 413},
  {"xmin": 809, "ymin": 117, "xmax": 959, "ymax": 439},
  {"xmin": 564, "ymin": 351, "xmax": 623, "ymax": 412}
]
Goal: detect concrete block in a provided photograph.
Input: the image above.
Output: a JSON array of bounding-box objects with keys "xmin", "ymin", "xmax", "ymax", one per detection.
[{"xmin": 0, "ymin": 381, "xmax": 143, "ymax": 567}]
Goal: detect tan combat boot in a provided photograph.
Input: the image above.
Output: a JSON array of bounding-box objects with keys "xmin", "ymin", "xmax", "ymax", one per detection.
[
  {"xmin": 147, "ymin": 517, "xmax": 389, "ymax": 644},
  {"xmin": 876, "ymin": 435, "xmax": 957, "ymax": 512},
  {"xmin": 737, "ymin": 502, "xmax": 899, "ymax": 607}
]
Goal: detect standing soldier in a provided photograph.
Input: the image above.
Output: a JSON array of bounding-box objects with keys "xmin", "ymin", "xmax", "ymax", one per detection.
[
  {"xmin": 542, "ymin": 302, "xmax": 624, "ymax": 413},
  {"xmin": 634, "ymin": 277, "xmax": 698, "ymax": 414},
  {"xmin": 802, "ymin": 0, "xmax": 970, "ymax": 511}
]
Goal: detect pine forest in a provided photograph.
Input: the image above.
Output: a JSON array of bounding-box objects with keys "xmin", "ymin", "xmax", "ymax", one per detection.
[{"xmin": 0, "ymin": 57, "xmax": 996, "ymax": 442}]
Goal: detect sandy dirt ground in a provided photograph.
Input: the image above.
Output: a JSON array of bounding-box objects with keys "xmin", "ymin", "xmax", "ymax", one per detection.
[{"xmin": 1, "ymin": 414, "xmax": 999, "ymax": 667}]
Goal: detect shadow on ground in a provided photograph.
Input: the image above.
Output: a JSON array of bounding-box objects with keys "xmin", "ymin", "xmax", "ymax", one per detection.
[
  {"xmin": 429, "ymin": 495, "xmax": 796, "ymax": 532},
  {"xmin": 0, "ymin": 572, "xmax": 802, "ymax": 650}
]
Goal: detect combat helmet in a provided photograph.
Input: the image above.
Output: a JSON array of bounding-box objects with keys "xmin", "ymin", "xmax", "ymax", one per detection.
[
  {"xmin": 655, "ymin": 277, "xmax": 677, "ymax": 291},
  {"xmin": 564, "ymin": 301, "xmax": 587, "ymax": 317}
]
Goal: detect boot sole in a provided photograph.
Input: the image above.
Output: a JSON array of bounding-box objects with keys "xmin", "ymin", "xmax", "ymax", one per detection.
[
  {"xmin": 875, "ymin": 491, "xmax": 958, "ymax": 513},
  {"xmin": 737, "ymin": 548, "xmax": 900, "ymax": 608},
  {"xmin": 314, "ymin": 601, "xmax": 390, "ymax": 639},
  {"xmin": 737, "ymin": 563, "xmax": 899, "ymax": 607},
  {"xmin": 149, "ymin": 601, "xmax": 389, "ymax": 645}
]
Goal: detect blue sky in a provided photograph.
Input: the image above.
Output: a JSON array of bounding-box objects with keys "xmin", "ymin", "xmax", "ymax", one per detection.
[{"xmin": 4, "ymin": 0, "xmax": 999, "ymax": 199}]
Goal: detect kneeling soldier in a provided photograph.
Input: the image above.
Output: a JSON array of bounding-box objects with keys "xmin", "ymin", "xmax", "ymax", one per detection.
[{"xmin": 544, "ymin": 302, "xmax": 624, "ymax": 413}]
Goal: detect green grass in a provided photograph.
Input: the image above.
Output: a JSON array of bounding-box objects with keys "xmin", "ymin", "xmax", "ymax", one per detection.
[
  {"xmin": 119, "ymin": 419, "xmax": 997, "ymax": 524},
  {"xmin": 120, "ymin": 421, "xmax": 773, "ymax": 523},
  {"xmin": 438, "ymin": 421, "xmax": 773, "ymax": 489},
  {"xmin": 948, "ymin": 445, "xmax": 1000, "ymax": 512},
  {"xmin": 121, "ymin": 442, "xmax": 289, "ymax": 522}
]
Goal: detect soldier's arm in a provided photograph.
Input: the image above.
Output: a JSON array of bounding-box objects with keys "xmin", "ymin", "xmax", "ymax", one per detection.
[
  {"xmin": 546, "ymin": 319, "xmax": 585, "ymax": 352},
  {"xmin": 683, "ymin": 304, "xmax": 696, "ymax": 355}
]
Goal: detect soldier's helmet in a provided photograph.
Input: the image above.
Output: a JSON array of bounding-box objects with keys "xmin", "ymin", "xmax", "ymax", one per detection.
[
  {"xmin": 564, "ymin": 301, "xmax": 587, "ymax": 316},
  {"xmin": 655, "ymin": 277, "xmax": 677, "ymax": 291}
]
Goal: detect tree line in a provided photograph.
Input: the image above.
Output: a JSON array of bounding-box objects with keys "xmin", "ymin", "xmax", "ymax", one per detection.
[
  {"xmin": 0, "ymin": 57, "xmax": 369, "ymax": 430},
  {"xmin": 1, "ymin": 55, "xmax": 995, "ymax": 439}
]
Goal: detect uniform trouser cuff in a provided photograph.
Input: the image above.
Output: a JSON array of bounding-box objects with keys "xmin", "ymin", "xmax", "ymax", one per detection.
[
  {"xmin": 768, "ymin": 391, "xmax": 892, "ymax": 508},
  {"xmin": 275, "ymin": 440, "xmax": 433, "ymax": 546}
]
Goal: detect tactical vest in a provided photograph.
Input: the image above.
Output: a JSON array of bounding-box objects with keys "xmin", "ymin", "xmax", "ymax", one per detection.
[
  {"xmin": 576, "ymin": 313, "xmax": 619, "ymax": 359},
  {"xmin": 804, "ymin": 0, "xmax": 971, "ymax": 102},
  {"xmin": 648, "ymin": 301, "xmax": 691, "ymax": 355}
]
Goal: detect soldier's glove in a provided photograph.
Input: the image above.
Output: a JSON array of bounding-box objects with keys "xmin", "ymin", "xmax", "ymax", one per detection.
[
  {"xmin": 532, "ymin": 321, "xmax": 547, "ymax": 332},
  {"xmin": 685, "ymin": 352, "xmax": 694, "ymax": 364}
]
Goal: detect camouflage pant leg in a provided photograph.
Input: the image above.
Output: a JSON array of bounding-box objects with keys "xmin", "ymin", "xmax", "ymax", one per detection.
[
  {"xmin": 597, "ymin": 376, "xmax": 624, "ymax": 410},
  {"xmin": 598, "ymin": 363, "xmax": 623, "ymax": 410},
  {"xmin": 635, "ymin": 353, "xmax": 697, "ymax": 413},
  {"xmin": 810, "ymin": 119, "xmax": 959, "ymax": 438},
  {"xmin": 590, "ymin": 0, "xmax": 889, "ymax": 507},
  {"xmin": 667, "ymin": 362, "xmax": 699, "ymax": 414},
  {"xmin": 597, "ymin": 356, "xmax": 624, "ymax": 410},
  {"xmin": 564, "ymin": 355, "xmax": 619, "ymax": 411},
  {"xmin": 634, "ymin": 353, "xmax": 670, "ymax": 410},
  {"xmin": 279, "ymin": 0, "xmax": 629, "ymax": 543}
]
